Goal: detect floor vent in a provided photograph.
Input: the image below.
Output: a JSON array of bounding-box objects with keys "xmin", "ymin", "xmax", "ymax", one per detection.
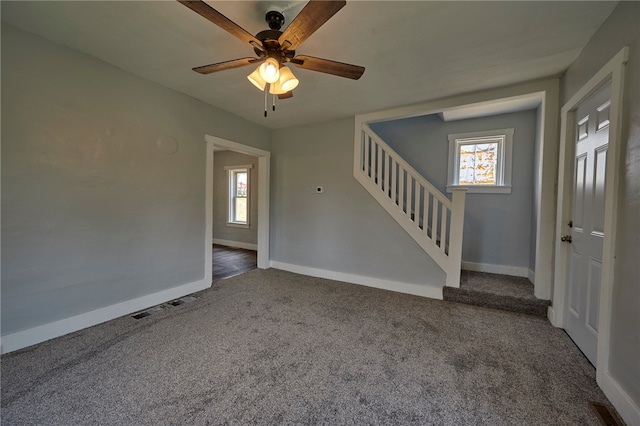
[
  {"xmin": 132, "ymin": 311, "xmax": 151, "ymax": 320},
  {"xmin": 131, "ymin": 296, "xmax": 198, "ymax": 319},
  {"xmin": 589, "ymin": 401, "xmax": 623, "ymax": 426},
  {"xmin": 169, "ymin": 295, "xmax": 197, "ymax": 306},
  {"xmin": 131, "ymin": 305, "xmax": 165, "ymax": 320}
]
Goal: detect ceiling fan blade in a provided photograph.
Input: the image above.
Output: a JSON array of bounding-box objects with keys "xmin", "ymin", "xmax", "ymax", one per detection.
[
  {"xmin": 193, "ymin": 57, "xmax": 261, "ymax": 75},
  {"xmin": 278, "ymin": 91, "xmax": 293, "ymax": 100},
  {"xmin": 278, "ymin": 1, "xmax": 346, "ymax": 51},
  {"xmin": 292, "ymin": 55, "xmax": 365, "ymax": 80},
  {"xmin": 178, "ymin": 0, "xmax": 261, "ymax": 47}
]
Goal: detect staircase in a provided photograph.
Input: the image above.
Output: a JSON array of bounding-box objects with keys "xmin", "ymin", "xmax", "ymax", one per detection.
[
  {"xmin": 353, "ymin": 122, "xmax": 467, "ymax": 288},
  {"xmin": 353, "ymin": 121, "xmax": 547, "ymax": 316}
]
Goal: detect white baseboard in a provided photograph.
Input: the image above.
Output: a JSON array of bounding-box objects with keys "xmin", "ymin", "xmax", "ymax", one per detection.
[
  {"xmin": 270, "ymin": 261, "xmax": 443, "ymax": 300},
  {"xmin": 462, "ymin": 261, "xmax": 529, "ymax": 277},
  {"xmin": 1, "ymin": 277, "xmax": 211, "ymax": 354},
  {"xmin": 528, "ymin": 268, "xmax": 535, "ymax": 284},
  {"xmin": 599, "ymin": 369, "xmax": 640, "ymax": 426},
  {"xmin": 213, "ymin": 239, "xmax": 258, "ymax": 251},
  {"xmin": 547, "ymin": 306, "xmax": 562, "ymax": 327}
]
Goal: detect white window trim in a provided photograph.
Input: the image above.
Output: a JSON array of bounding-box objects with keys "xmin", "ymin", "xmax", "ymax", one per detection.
[
  {"xmin": 225, "ymin": 164, "xmax": 253, "ymax": 228},
  {"xmin": 446, "ymin": 128, "xmax": 514, "ymax": 194}
]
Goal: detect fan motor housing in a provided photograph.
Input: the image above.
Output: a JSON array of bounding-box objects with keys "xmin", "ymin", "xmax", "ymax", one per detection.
[{"xmin": 254, "ymin": 29, "xmax": 295, "ymax": 61}]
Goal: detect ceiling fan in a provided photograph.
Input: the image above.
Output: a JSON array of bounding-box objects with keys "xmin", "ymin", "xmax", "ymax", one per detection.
[{"xmin": 178, "ymin": 0, "xmax": 365, "ymax": 116}]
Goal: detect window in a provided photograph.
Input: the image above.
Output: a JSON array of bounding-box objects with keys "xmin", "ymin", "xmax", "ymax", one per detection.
[
  {"xmin": 225, "ymin": 165, "xmax": 252, "ymax": 227},
  {"xmin": 446, "ymin": 128, "xmax": 514, "ymax": 193}
]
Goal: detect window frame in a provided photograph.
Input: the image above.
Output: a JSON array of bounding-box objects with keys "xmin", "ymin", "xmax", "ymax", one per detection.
[
  {"xmin": 446, "ymin": 128, "xmax": 514, "ymax": 194},
  {"xmin": 225, "ymin": 164, "xmax": 253, "ymax": 228}
]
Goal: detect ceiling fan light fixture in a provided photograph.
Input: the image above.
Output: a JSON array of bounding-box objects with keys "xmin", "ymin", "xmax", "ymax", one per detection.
[
  {"xmin": 279, "ymin": 66, "xmax": 299, "ymax": 92},
  {"xmin": 259, "ymin": 58, "xmax": 280, "ymax": 83},
  {"xmin": 179, "ymin": 0, "xmax": 364, "ymax": 117},
  {"xmin": 247, "ymin": 67, "xmax": 267, "ymax": 91},
  {"xmin": 268, "ymin": 79, "xmax": 287, "ymax": 95}
]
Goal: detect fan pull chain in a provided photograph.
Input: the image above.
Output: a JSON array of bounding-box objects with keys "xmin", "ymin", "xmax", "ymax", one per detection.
[
  {"xmin": 264, "ymin": 84, "xmax": 268, "ymax": 117},
  {"xmin": 272, "ymin": 94, "xmax": 276, "ymax": 111}
]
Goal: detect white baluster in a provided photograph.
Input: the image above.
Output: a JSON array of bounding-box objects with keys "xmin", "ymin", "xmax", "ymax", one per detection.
[
  {"xmin": 423, "ymin": 189, "xmax": 430, "ymax": 236},
  {"xmin": 432, "ymin": 198, "xmax": 438, "ymax": 245},
  {"xmin": 390, "ymin": 158, "xmax": 397, "ymax": 204},
  {"xmin": 440, "ymin": 204, "xmax": 447, "ymax": 254},
  {"xmin": 371, "ymin": 141, "xmax": 377, "ymax": 184},
  {"xmin": 364, "ymin": 134, "xmax": 370, "ymax": 178},
  {"xmin": 414, "ymin": 182, "xmax": 421, "ymax": 228},
  {"xmin": 377, "ymin": 144, "xmax": 383, "ymax": 191},
  {"xmin": 398, "ymin": 167, "xmax": 405, "ymax": 212},
  {"xmin": 406, "ymin": 175, "xmax": 412, "ymax": 217}
]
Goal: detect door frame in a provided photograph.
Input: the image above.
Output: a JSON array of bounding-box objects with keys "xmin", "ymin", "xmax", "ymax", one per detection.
[
  {"xmin": 550, "ymin": 47, "xmax": 628, "ymax": 382},
  {"xmin": 205, "ymin": 135, "xmax": 271, "ymax": 273}
]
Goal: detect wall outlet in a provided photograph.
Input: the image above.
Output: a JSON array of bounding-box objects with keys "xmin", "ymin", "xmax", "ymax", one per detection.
[{"xmin": 316, "ymin": 186, "xmax": 323, "ymax": 193}]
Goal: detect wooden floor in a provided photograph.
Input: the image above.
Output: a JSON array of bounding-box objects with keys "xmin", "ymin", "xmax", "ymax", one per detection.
[{"xmin": 212, "ymin": 244, "xmax": 257, "ymax": 282}]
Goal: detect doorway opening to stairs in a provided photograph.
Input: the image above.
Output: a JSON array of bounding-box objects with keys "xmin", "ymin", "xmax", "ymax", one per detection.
[{"xmin": 354, "ymin": 79, "xmax": 560, "ymax": 303}]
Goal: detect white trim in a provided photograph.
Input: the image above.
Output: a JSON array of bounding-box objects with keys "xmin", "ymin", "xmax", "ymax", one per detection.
[
  {"xmin": 528, "ymin": 268, "xmax": 535, "ymax": 284},
  {"xmin": 447, "ymin": 128, "xmax": 514, "ymax": 193},
  {"xmin": 551, "ymin": 47, "xmax": 627, "ymax": 326},
  {"xmin": 599, "ymin": 370, "xmax": 640, "ymax": 426},
  {"xmin": 446, "ymin": 184, "xmax": 512, "ymax": 194},
  {"xmin": 1, "ymin": 277, "xmax": 210, "ymax": 354},
  {"xmin": 205, "ymin": 135, "xmax": 270, "ymax": 269},
  {"xmin": 213, "ymin": 239, "xmax": 257, "ymax": 251},
  {"xmin": 205, "ymin": 142, "xmax": 213, "ymax": 285},
  {"xmin": 358, "ymin": 83, "xmax": 546, "ymax": 124},
  {"xmin": 226, "ymin": 222, "xmax": 250, "ymax": 229},
  {"xmin": 270, "ymin": 261, "xmax": 443, "ymax": 300},
  {"xmin": 461, "ymin": 261, "xmax": 529, "ymax": 278},
  {"xmin": 551, "ymin": 47, "xmax": 631, "ymax": 425},
  {"xmin": 226, "ymin": 165, "xmax": 251, "ymax": 227},
  {"xmin": 223, "ymin": 164, "xmax": 253, "ymax": 170},
  {"xmin": 355, "ymin": 79, "xmax": 559, "ymax": 302},
  {"xmin": 547, "ymin": 306, "xmax": 557, "ymax": 326}
]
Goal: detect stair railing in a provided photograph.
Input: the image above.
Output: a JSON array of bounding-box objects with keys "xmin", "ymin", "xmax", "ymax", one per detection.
[{"xmin": 353, "ymin": 123, "xmax": 466, "ymax": 287}]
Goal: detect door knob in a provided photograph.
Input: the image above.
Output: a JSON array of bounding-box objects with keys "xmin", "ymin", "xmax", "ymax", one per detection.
[{"xmin": 561, "ymin": 235, "xmax": 572, "ymax": 243}]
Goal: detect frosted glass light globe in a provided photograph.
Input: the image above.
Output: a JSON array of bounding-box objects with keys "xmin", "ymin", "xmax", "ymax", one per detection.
[{"xmin": 259, "ymin": 58, "xmax": 280, "ymax": 84}]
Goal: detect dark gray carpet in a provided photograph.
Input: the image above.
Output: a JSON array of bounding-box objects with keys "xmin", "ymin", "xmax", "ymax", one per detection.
[
  {"xmin": 443, "ymin": 270, "xmax": 551, "ymax": 317},
  {"xmin": 1, "ymin": 269, "xmax": 611, "ymax": 425}
]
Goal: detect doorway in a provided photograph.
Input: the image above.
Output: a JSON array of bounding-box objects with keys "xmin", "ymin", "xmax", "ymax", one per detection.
[
  {"xmin": 564, "ymin": 81, "xmax": 611, "ymax": 365},
  {"xmin": 204, "ymin": 135, "xmax": 271, "ymax": 283},
  {"xmin": 550, "ymin": 47, "xmax": 627, "ymax": 377}
]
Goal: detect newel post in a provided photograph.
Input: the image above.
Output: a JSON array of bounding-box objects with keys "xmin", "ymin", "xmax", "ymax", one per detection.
[{"xmin": 446, "ymin": 188, "xmax": 467, "ymax": 288}]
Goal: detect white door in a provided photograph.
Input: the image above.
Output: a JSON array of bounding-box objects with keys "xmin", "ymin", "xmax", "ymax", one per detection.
[{"xmin": 564, "ymin": 82, "xmax": 611, "ymax": 366}]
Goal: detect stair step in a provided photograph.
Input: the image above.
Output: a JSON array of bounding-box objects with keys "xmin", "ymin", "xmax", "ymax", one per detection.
[{"xmin": 443, "ymin": 270, "xmax": 550, "ymax": 317}]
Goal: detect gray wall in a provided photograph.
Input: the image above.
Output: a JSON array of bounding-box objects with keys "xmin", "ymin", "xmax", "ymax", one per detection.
[
  {"xmin": 213, "ymin": 150, "xmax": 259, "ymax": 246},
  {"xmin": 270, "ymin": 118, "xmax": 446, "ymax": 287},
  {"xmin": 370, "ymin": 110, "xmax": 537, "ymax": 270},
  {"xmin": 1, "ymin": 25, "xmax": 270, "ymax": 335},
  {"xmin": 560, "ymin": 1, "xmax": 640, "ymax": 410}
]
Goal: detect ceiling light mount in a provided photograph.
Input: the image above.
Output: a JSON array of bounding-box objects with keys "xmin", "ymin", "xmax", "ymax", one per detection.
[{"xmin": 265, "ymin": 10, "xmax": 285, "ymax": 31}]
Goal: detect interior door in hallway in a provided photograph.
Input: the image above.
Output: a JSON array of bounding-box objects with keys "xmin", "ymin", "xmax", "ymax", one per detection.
[{"xmin": 565, "ymin": 81, "xmax": 611, "ymax": 366}]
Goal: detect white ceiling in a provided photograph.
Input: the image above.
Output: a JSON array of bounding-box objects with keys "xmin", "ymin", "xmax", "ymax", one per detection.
[{"xmin": 1, "ymin": 1, "xmax": 617, "ymax": 129}]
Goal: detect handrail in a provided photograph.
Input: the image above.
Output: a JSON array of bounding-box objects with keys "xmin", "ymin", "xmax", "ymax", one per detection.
[{"xmin": 362, "ymin": 124, "xmax": 451, "ymax": 208}]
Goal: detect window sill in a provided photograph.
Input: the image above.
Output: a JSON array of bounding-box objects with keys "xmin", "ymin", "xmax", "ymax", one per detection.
[
  {"xmin": 226, "ymin": 222, "xmax": 250, "ymax": 229},
  {"xmin": 446, "ymin": 185, "xmax": 512, "ymax": 194}
]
